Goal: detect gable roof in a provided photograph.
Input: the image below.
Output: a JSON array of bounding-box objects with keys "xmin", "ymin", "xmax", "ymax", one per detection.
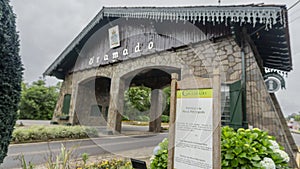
[{"xmin": 44, "ymin": 4, "xmax": 292, "ymax": 79}]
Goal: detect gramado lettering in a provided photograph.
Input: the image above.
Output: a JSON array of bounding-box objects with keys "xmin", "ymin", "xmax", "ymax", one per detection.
[{"xmin": 88, "ymin": 41, "xmax": 155, "ymax": 66}]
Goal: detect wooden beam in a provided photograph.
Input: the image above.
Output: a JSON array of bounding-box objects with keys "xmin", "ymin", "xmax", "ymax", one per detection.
[
  {"xmin": 167, "ymin": 73, "xmax": 178, "ymax": 169},
  {"xmin": 213, "ymin": 68, "xmax": 221, "ymax": 169}
]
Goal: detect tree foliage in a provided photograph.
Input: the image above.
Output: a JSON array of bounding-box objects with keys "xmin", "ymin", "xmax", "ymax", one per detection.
[
  {"xmin": 19, "ymin": 80, "xmax": 60, "ymax": 120},
  {"xmin": 0, "ymin": 0, "xmax": 23, "ymax": 163},
  {"xmin": 123, "ymin": 86, "xmax": 171, "ymax": 121},
  {"xmin": 125, "ymin": 86, "xmax": 151, "ymax": 112},
  {"xmin": 162, "ymin": 86, "xmax": 170, "ymax": 116},
  {"xmin": 123, "ymin": 86, "xmax": 151, "ymax": 120}
]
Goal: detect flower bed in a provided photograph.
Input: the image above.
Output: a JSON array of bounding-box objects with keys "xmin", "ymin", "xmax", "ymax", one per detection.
[{"xmin": 76, "ymin": 159, "xmax": 132, "ymax": 169}]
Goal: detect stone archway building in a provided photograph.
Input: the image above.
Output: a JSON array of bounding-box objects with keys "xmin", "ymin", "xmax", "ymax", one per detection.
[{"xmin": 44, "ymin": 5, "xmax": 297, "ymax": 167}]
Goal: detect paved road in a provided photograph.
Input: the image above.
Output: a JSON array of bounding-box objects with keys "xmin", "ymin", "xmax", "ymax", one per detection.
[
  {"xmin": 16, "ymin": 120, "xmax": 51, "ymax": 126},
  {"xmin": 5, "ymin": 120, "xmax": 300, "ymax": 169},
  {"xmin": 292, "ymin": 133, "xmax": 300, "ymax": 146},
  {"xmin": 1, "ymin": 132, "xmax": 167, "ymax": 169}
]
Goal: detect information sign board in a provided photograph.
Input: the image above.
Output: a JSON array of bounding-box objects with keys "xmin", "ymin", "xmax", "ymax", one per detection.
[{"xmin": 174, "ymin": 89, "xmax": 213, "ymax": 169}]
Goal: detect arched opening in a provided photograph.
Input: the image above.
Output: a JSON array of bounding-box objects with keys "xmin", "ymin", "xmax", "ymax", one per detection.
[
  {"xmin": 74, "ymin": 76, "xmax": 111, "ymax": 126},
  {"xmin": 119, "ymin": 67, "xmax": 181, "ymax": 133}
]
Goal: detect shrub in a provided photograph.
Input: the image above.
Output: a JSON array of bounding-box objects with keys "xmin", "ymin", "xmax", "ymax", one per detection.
[
  {"xmin": 77, "ymin": 159, "xmax": 132, "ymax": 169},
  {"xmin": 0, "ymin": 0, "xmax": 23, "ymax": 163},
  {"xmin": 122, "ymin": 115, "xmax": 130, "ymax": 121},
  {"xmin": 149, "ymin": 127, "xmax": 291, "ymax": 169},
  {"xmin": 150, "ymin": 138, "xmax": 168, "ymax": 169},
  {"xmin": 221, "ymin": 126, "xmax": 290, "ymax": 168},
  {"xmin": 11, "ymin": 125, "xmax": 98, "ymax": 143},
  {"xmin": 161, "ymin": 115, "xmax": 169, "ymax": 123},
  {"xmin": 135, "ymin": 115, "xmax": 150, "ymax": 122}
]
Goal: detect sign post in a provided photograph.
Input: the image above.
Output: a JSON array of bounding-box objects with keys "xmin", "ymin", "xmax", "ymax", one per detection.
[{"xmin": 168, "ymin": 69, "xmax": 221, "ymax": 169}]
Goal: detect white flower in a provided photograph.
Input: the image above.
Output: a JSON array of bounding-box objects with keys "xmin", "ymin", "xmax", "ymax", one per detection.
[
  {"xmin": 150, "ymin": 155, "xmax": 155, "ymax": 163},
  {"xmin": 162, "ymin": 138, "xmax": 168, "ymax": 143},
  {"xmin": 269, "ymin": 140, "xmax": 280, "ymax": 150},
  {"xmin": 274, "ymin": 149, "xmax": 290, "ymax": 162},
  {"xmin": 153, "ymin": 145, "xmax": 161, "ymax": 155},
  {"xmin": 260, "ymin": 157, "xmax": 276, "ymax": 169}
]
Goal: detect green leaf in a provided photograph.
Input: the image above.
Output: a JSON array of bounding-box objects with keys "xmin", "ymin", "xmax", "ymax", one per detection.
[
  {"xmin": 233, "ymin": 147, "xmax": 243, "ymax": 155},
  {"xmin": 251, "ymin": 155, "xmax": 261, "ymax": 161},
  {"xmin": 231, "ymin": 158, "xmax": 239, "ymax": 167},
  {"xmin": 225, "ymin": 153, "xmax": 235, "ymax": 160},
  {"xmin": 252, "ymin": 161, "xmax": 261, "ymax": 167},
  {"xmin": 239, "ymin": 152, "xmax": 247, "ymax": 158}
]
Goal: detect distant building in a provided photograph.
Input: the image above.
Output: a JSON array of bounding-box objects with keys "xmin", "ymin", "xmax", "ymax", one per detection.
[
  {"xmin": 44, "ymin": 5, "xmax": 297, "ymax": 167},
  {"xmin": 288, "ymin": 118, "xmax": 300, "ymax": 131}
]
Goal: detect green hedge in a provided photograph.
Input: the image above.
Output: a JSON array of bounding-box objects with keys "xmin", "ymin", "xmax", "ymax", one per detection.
[
  {"xmin": 161, "ymin": 115, "xmax": 169, "ymax": 123},
  {"xmin": 11, "ymin": 125, "xmax": 98, "ymax": 143},
  {"xmin": 0, "ymin": 0, "xmax": 23, "ymax": 163}
]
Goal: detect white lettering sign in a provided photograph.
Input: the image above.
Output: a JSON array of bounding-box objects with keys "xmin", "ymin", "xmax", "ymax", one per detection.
[
  {"xmin": 104, "ymin": 55, "xmax": 109, "ymax": 61},
  {"xmin": 148, "ymin": 41, "xmax": 154, "ymax": 49},
  {"xmin": 87, "ymin": 41, "xmax": 155, "ymax": 66},
  {"xmin": 135, "ymin": 42, "xmax": 141, "ymax": 53},
  {"xmin": 123, "ymin": 49, "xmax": 129, "ymax": 56},
  {"xmin": 112, "ymin": 52, "xmax": 119, "ymax": 60},
  {"xmin": 89, "ymin": 56, "xmax": 94, "ymax": 65}
]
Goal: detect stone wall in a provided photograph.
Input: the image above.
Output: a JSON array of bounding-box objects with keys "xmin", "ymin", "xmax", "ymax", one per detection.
[
  {"xmin": 74, "ymin": 79, "xmax": 110, "ymax": 126},
  {"xmin": 244, "ymin": 44, "xmax": 297, "ymax": 166},
  {"xmin": 52, "ymin": 74, "xmax": 73, "ymax": 123}
]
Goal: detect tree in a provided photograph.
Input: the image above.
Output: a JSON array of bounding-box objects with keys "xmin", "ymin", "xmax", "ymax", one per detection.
[
  {"xmin": 162, "ymin": 86, "xmax": 171, "ymax": 116},
  {"xmin": 0, "ymin": 0, "xmax": 23, "ymax": 164},
  {"xmin": 123, "ymin": 86, "xmax": 171, "ymax": 120},
  {"xmin": 124, "ymin": 86, "xmax": 151, "ymax": 120},
  {"xmin": 19, "ymin": 80, "xmax": 60, "ymax": 120}
]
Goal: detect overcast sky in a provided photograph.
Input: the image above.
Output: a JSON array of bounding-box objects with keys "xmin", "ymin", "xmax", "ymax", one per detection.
[{"xmin": 10, "ymin": 0, "xmax": 300, "ymax": 116}]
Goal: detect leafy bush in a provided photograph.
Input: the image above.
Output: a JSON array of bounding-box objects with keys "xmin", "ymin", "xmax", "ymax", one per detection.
[
  {"xmin": 150, "ymin": 138, "xmax": 168, "ymax": 169},
  {"xmin": 221, "ymin": 126, "xmax": 289, "ymax": 169},
  {"xmin": 161, "ymin": 115, "xmax": 169, "ymax": 123},
  {"xmin": 11, "ymin": 125, "xmax": 98, "ymax": 143},
  {"xmin": 122, "ymin": 115, "xmax": 130, "ymax": 121},
  {"xmin": 162, "ymin": 86, "xmax": 171, "ymax": 116},
  {"xmin": 0, "ymin": 0, "xmax": 23, "ymax": 163},
  {"xmin": 135, "ymin": 115, "xmax": 150, "ymax": 122},
  {"xmin": 78, "ymin": 159, "xmax": 132, "ymax": 169},
  {"xmin": 124, "ymin": 86, "xmax": 151, "ymax": 113},
  {"xmin": 149, "ymin": 127, "xmax": 291, "ymax": 169}
]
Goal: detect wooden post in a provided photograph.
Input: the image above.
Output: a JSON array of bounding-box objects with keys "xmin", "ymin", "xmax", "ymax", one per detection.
[
  {"xmin": 167, "ymin": 73, "xmax": 178, "ymax": 169},
  {"xmin": 213, "ymin": 68, "xmax": 221, "ymax": 169}
]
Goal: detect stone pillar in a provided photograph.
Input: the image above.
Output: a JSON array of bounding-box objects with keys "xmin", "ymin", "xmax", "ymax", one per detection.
[
  {"xmin": 149, "ymin": 89, "xmax": 163, "ymax": 132},
  {"xmin": 107, "ymin": 76, "xmax": 124, "ymax": 134}
]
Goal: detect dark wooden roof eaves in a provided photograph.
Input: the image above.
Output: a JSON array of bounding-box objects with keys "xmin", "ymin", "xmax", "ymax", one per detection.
[
  {"xmin": 247, "ymin": 9, "xmax": 292, "ymax": 72},
  {"xmin": 43, "ymin": 5, "xmax": 292, "ymax": 79}
]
